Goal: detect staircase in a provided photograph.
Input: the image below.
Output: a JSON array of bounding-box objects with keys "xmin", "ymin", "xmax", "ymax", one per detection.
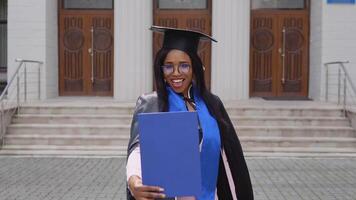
[
  {"xmin": 0, "ymin": 103, "xmax": 135, "ymax": 157},
  {"xmin": 230, "ymin": 105, "xmax": 356, "ymax": 156},
  {"xmin": 0, "ymin": 100, "xmax": 355, "ymax": 157}
]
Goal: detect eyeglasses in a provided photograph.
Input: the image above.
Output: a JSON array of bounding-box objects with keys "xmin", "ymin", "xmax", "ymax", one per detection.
[{"xmin": 161, "ymin": 63, "xmax": 191, "ymax": 76}]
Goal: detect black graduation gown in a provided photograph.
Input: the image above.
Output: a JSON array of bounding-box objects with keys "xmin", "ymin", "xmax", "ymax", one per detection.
[{"xmin": 126, "ymin": 92, "xmax": 254, "ymax": 200}]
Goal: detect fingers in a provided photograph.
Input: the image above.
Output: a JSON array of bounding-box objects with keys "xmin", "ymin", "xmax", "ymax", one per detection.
[
  {"xmin": 140, "ymin": 191, "xmax": 166, "ymax": 199},
  {"xmin": 135, "ymin": 185, "xmax": 166, "ymax": 197},
  {"xmin": 136, "ymin": 185, "xmax": 164, "ymax": 193},
  {"xmin": 128, "ymin": 176, "xmax": 166, "ymax": 199},
  {"xmin": 133, "ymin": 184, "xmax": 166, "ymax": 199}
]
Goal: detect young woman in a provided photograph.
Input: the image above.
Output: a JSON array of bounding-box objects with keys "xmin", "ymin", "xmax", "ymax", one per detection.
[{"xmin": 126, "ymin": 26, "xmax": 254, "ymax": 200}]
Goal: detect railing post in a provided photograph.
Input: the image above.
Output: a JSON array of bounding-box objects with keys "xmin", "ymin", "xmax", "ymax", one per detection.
[
  {"xmin": 0, "ymin": 101, "xmax": 4, "ymax": 147},
  {"xmin": 17, "ymin": 74, "xmax": 20, "ymax": 114},
  {"xmin": 338, "ymin": 68, "xmax": 341, "ymax": 104},
  {"xmin": 24, "ymin": 63, "xmax": 27, "ymax": 102},
  {"xmin": 344, "ymin": 77, "xmax": 347, "ymax": 117},
  {"xmin": 325, "ymin": 65, "xmax": 329, "ymax": 102},
  {"xmin": 38, "ymin": 64, "xmax": 41, "ymax": 100}
]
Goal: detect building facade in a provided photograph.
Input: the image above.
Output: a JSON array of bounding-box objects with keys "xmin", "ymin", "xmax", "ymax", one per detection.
[{"xmin": 4, "ymin": 0, "xmax": 356, "ymax": 102}]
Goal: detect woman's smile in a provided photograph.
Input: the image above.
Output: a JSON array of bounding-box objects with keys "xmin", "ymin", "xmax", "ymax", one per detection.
[{"xmin": 170, "ymin": 78, "xmax": 184, "ymax": 88}]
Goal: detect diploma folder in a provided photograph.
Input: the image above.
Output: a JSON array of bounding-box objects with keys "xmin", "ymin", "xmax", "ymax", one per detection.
[{"xmin": 138, "ymin": 111, "xmax": 201, "ymax": 198}]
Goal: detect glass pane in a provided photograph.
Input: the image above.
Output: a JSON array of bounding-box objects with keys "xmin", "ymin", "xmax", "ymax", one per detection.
[
  {"xmin": 252, "ymin": 0, "xmax": 305, "ymax": 9},
  {"xmin": 0, "ymin": 24, "xmax": 7, "ymax": 68},
  {"xmin": 64, "ymin": 0, "xmax": 113, "ymax": 9},
  {"xmin": 158, "ymin": 0, "xmax": 207, "ymax": 9},
  {"xmin": 0, "ymin": 0, "xmax": 6, "ymax": 69},
  {"xmin": 0, "ymin": 0, "xmax": 7, "ymax": 20}
]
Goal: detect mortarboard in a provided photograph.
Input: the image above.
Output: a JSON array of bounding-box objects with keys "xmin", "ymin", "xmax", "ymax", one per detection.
[{"xmin": 150, "ymin": 25, "xmax": 217, "ymax": 54}]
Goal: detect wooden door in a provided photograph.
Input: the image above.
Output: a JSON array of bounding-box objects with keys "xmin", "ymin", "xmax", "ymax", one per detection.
[
  {"xmin": 250, "ymin": 1, "xmax": 309, "ymax": 97},
  {"xmin": 153, "ymin": 0, "xmax": 212, "ymax": 89},
  {"xmin": 59, "ymin": 1, "xmax": 113, "ymax": 96}
]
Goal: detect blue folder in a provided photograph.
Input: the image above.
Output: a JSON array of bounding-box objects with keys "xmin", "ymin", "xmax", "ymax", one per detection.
[{"xmin": 138, "ymin": 111, "xmax": 201, "ymax": 198}]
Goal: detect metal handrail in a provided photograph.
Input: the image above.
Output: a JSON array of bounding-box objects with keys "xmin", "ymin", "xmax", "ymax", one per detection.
[
  {"xmin": 324, "ymin": 61, "xmax": 356, "ymax": 116},
  {"xmin": 0, "ymin": 58, "xmax": 43, "ymax": 148}
]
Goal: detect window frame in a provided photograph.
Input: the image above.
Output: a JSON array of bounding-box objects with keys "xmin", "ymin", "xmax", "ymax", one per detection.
[
  {"xmin": 0, "ymin": 0, "xmax": 7, "ymax": 70},
  {"xmin": 251, "ymin": 0, "xmax": 308, "ymax": 10},
  {"xmin": 61, "ymin": 0, "xmax": 114, "ymax": 10},
  {"xmin": 154, "ymin": 0, "xmax": 210, "ymax": 11}
]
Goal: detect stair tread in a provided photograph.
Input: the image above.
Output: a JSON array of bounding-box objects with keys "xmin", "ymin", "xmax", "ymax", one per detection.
[
  {"xmin": 8, "ymin": 124, "xmax": 130, "ymax": 128},
  {"xmin": 20, "ymin": 104, "xmax": 135, "ymax": 108},
  {"xmin": 237, "ymin": 126, "xmax": 354, "ymax": 130},
  {"xmin": 239, "ymin": 136, "xmax": 356, "ymax": 142},
  {"xmin": 1, "ymin": 145, "xmax": 127, "ymax": 150},
  {"xmin": 224, "ymin": 105, "xmax": 343, "ymax": 110},
  {"xmin": 5, "ymin": 134, "xmax": 130, "ymax": 139},
  {"xmin": 231, "ymin": 116, "xmax": 348, "ymax": 120},
  {"xmin": 14, "ymin": 114, "xmax": 132, "ymax": 118},
  {"xmin": 244, "ymin": 146, "xmax": 356, "ymax": 152},
  {"xmin": 0, "ymin": 150, "xmax": 126, "ymax": 156}
]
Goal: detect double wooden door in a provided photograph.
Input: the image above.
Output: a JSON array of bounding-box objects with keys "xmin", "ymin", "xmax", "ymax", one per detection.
[
  {"xmin": 59, "ymin": 10, "xmax": 114, "ymax": 96},
  {"xmin": 153, "ymin": 0, "xmax": 212, "ymax": 89},
  {"xmin": 250, "ymin": 10, "xmax": 309, "ymax": 97}
]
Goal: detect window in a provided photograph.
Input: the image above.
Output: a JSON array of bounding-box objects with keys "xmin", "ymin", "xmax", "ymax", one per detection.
[
  {"xmin": 158, "ymin": 0, "xmax": 207, "ymax": 9},
  {"xmin": 63, "ymin": 0, "xmax": 113, "ymax": 9},
  {"xmin": 252, "ymin": 0, "xmax": 305, "ymax": 9},
  {"xmin": 0, "ymin": 0, "xmax": 7, "ymax": 70}
]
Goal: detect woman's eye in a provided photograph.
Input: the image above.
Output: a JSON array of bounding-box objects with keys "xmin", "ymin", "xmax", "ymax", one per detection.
[
  {"xmin": 163, "ymin": 64, "xmax": 173, "ymax": 69},
  {"xmin": 180, "ymin": 63, "xmax": 190, "ymax": 69}
]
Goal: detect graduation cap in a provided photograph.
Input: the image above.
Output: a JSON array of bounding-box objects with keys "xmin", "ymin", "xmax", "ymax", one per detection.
[{"xmin": 150, "ymin": 25, "xmax": 217, "ymax": 54}]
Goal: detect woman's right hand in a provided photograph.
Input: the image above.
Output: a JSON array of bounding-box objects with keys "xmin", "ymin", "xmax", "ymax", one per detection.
[{"xmin": 128, "ymin": 175, "xmax": 166, "ymax": 200}]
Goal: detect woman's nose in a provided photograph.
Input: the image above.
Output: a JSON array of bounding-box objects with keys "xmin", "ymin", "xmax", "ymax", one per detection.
[{"xmin": 171, "ymin": 66, "xmax": 181, "ymax": 76}]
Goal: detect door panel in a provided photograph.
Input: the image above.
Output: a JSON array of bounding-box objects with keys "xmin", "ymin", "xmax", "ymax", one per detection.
[
  {"xmin": 278, "ymin": 14, "xmax": 309, "ymax": 96},
  {"xmin": 59, "ymin": 5, "xmax": 113, "ymax": 96},
  {"xmin": 250, "ymin": 14, "xmax": 278, "ymax": 96},
  {"xmin": 59, "ymin": 15, "xmax": 88, "ymax": 95},
  {"xmin": 91, "ymin": 15, "xmax": 114, "ymax": 95},
  {"xmin": 153, "ymin": 0, "xmax": 212, "ymax": 89},
  {"xmin": 250, "ymin": 10, "xmax": 309, "ymax": 97}
]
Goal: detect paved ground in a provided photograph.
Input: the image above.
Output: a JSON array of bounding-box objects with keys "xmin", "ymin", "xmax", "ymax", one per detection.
[{"xmin": 0, "ymin": 157, "xmax": 355, "ymax": 200}]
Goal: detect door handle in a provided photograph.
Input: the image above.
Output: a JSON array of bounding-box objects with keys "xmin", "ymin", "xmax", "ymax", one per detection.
[
  {"xmin": 281, "ymin": 27, "xmax": 286, "ymax": 85},
  {"xmin": 90, "ymin": 26, "xmax": 94, "ymax": 83}
]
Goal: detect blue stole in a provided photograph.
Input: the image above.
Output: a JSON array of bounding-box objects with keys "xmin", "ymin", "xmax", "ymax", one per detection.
[{"xmin": 167, "ymin": 86, "xmax": 221, "ymax": 200}]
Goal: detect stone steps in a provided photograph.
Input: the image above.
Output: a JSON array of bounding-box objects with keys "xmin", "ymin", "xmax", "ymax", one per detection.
[
  {"xmin": 18, "ymin": 105, "xmax": 135, "ymax": 115},
  {"xmin": 0, "ymin": 145, "xmax": 127, "ymax": 157},
  {"xmin": 236, "ymin": 126, "xmax": 356, "ymax": 138},
  {"xmin": 7, "ymin": 124, "xmax": 355, "ymax": 138},
  {"xmin": 233, "ymin": 116, "xmax": 350, "ymax": 127},
  {"xmin": 12, "ymin": 114, "xmax": 350, "ymax": 127},
  {"xmin": 240, "ymin": 136, "xmax": 356, "ymax": 148},
  {"xmin": 19, "ymin": 105, "xmax": 344, "ymax": 117},
  {"xmin": 1, "ymin": 101, "xmax": 355, "ymax": 157},
  {"xmin": 225, "ymin": 107, "xmax": 344, "ymax": 117},
  {"xmin": 7, "ymin": 124, "xmax": 130, "ymax": 135},
  {"xmin": 4, "ymin": 134, "xmax": 129, "ymax": 146},
  {"xmin": 12, "ymin": 114, "xmax": 133, "ymax": 125}
]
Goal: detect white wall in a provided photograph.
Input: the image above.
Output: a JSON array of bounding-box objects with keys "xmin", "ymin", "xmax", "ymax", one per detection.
[
  {"xmin": 211, "ymin": 0, "xmax": 250, "ymax": 100},
  {"xmin": 8, "ymin": 0, "xmax": 57, "ymax": 101},
  {"xmin": 114, "ymin": 0, "xmax": 153, "ymax": 102},
  {"xmin": 45, "ymin": 0, "xmax": 58, "ymax": 98},
  {"xmin": 309, "ymin": 0, "xmax": 323, "ymax": 100},
  {"xmin": 302, "ymin": 1, "xmax": 356, "ymax": 103}
]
